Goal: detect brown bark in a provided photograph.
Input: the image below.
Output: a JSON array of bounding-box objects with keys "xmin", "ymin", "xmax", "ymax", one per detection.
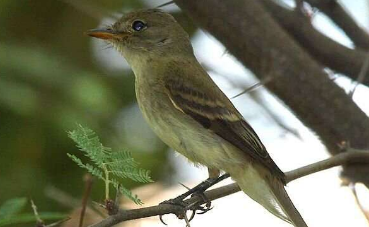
[
  {"xmin": 305, "ymin": 0, "xmax": 369, "ymax": 50},
  {"xmin": 260, "ymin": 0, "xmax": 369, "ymax": 88},
  {"xmin": 173, "ymin": 0, "xmax": 369, "ymax": 184}
]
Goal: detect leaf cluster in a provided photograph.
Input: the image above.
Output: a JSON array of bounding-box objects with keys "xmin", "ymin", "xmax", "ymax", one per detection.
[{"xmin": 68, "ymin": 125, "xmax": 153, "ymax": 205}]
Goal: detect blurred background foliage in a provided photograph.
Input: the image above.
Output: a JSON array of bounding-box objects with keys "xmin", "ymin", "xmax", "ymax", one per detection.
[{"xmin": 0, "ymin": 0, "xmax": 197, "ymax": 224}]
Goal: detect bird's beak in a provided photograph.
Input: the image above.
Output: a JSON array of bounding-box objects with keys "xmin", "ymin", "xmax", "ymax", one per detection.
[{"xmin": 86, "ymin": 28, "xmax": 120, "ymax": 40}]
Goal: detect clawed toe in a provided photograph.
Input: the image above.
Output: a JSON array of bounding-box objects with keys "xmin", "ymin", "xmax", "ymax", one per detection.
[
  {"xmin": 160, "ymin": 197, "xmax": 188, "ymax": 207},
  {"xmin": 189, "ymin": 191, "xmax": 213, "ymax": 214},
  {"xmin": 158, "ymin": 174, "xmax": 230, "ymax": 224}
]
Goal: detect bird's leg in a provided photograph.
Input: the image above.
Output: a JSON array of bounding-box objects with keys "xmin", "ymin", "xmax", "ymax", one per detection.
[
  {"xmin": 187, "ymin": 168, "xmax": 222, "ymax": 214},
  {"xmin": 161, "ymin": 168, "xmax": 230, "ymax": 206},
  {"xmin": 159, "ymin": 170, "xmax": 230, "ymax": 224}
]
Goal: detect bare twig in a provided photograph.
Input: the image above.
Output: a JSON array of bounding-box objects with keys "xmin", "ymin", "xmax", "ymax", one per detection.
[
  {"xmin": 79, "ymin": 174, "xmax": 94, "ymax": 227},
  {"xmin": 156, "ymin": 1, "xmax": 175, "ymax": 8},
  {"xmin": 31, "ymin": 200, "xmax": 44, "ymax": 227},
  {"xmin": 348, "ymin": 53, "xmax": 369, "ymax": 98},
  {"xmin": 45, "ymin": 218, "xmax": 71, "ymax": 227},
  {"xmin": 285, "ymin": 150, "xmax": 369, "ymax": 182},
  {"xmin": 231, "ymin": 76, "xmax": 273, "ymax": 99},
  {"xmin": 233, "ymin": 82, "xmax": 302, "ymax": 139},
  {"xmin": 304, "ymin": 0, "xmax": 369, "ymax": 50},
  {"xmin": 31, "ymin": 199, "xmax": 70, "ymax": 227},
  {"xmin": 260, "ymin": 0, "xmax": 369, "ymax": 89},
  {"xmin": 89, "ymin": 149, "xmax": 369, "ymax": 227}
]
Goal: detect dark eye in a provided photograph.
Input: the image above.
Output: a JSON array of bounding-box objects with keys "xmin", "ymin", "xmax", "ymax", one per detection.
[{"xmin": 132, "ymin": 20, "xmax": 146, "ymax": 31}]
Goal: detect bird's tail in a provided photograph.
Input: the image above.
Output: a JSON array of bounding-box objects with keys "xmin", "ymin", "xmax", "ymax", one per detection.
[
  {"xmin": 230, "ymin": 165, "xmax": 308, "ymax": 227},
  {"xmin": 269, "ymin": 177, "xmax": 308, "ymax": 227}
]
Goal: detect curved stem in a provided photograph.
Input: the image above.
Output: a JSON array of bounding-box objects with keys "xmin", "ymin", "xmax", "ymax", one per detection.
[{"xmin": 103, "ymin": 164, "xmax": 109, "ymax": 200}]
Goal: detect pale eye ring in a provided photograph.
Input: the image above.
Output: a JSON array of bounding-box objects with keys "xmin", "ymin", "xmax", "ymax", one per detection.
[{"xmin": 132, "ymin": 20, "xmax": 147, "ymax": 31}]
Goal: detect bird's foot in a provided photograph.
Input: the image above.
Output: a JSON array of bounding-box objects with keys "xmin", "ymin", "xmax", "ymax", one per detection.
[
  {"xmin": 160, "ymin": 196, "xmax": 188, "ymax": 208},
  {"xmin": 189, "ymin": 190, "xmax": 212, "ymax": 214},
  {"xmin": 159, "ymin": 197, "xmax": 192, "ymax": 225},
  {"xmin": 159, "ymin": 193, "xmax": 211, "ymax": 225},
  {"xmin": 167, "ymin": 173, "xmax": 230, "ymax": 203},
  {"xmin": 158, "ymin": 175, "xmax": 231, "ymax": 225}
]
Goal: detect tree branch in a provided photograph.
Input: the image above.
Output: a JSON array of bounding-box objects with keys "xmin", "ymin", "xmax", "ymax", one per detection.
[
  {"xmin": 304, "ymin": 0, "xmax": 369, "ymax": 50},
  {"xmin": 260, "ymin": 0, "xmax": 369, "ymax": 88},
  {"xmin": 89, "ymin": 150, "xmax": 369, "ymax": 227}
]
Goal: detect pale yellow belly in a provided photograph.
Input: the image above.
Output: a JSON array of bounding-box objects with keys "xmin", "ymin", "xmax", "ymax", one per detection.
[{"xmin": 136, "ymin": 88, "xmax": 245, "ymax": 169}]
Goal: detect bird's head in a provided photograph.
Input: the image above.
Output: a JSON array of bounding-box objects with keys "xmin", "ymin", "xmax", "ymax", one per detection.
[{"xmin": 87, "ymin": 9, "xmax": 193, "ymax": 58}]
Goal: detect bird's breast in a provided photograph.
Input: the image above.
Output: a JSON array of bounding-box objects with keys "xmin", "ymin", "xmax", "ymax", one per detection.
[
  {"xmin": 134, "ymin": 79, "xmax": 245, "ymax": 169},
  {"xmin": 136, "ymin": 79, "xmax": 227, "ymax": 167}
]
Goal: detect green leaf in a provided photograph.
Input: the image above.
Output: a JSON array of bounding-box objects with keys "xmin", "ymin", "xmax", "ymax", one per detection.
[
  {"xmin": 111, "ymin": 179, "xmax": 143, "ymax": 205},
  {"xmin": 0, "ymin": 198, "xmax": 27, "ymax": 219},
  {"xmin": 110, "ymin": 167, "xmax": 153, "ymax": 183},
  {"xmin": 67, "ymin": 154, "xmax": 104, "ymax": 180},
  {"xmin": 68, "ymin": 125, "xmax": 153, "ymax": 204},
  {"xmin": 68, "ymin": 124, "xmax": 109, "ymax": 166},
  {"xmin": 108, "ymin": 151, "xmax": 138, "ymax": 167},
  {"xmin": 0, "ymin": 212, "xmax": 66, "ymax": 226}
]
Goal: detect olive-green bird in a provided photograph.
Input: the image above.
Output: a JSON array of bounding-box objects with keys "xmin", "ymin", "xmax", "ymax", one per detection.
[{"xmin": 88, "ymin": 9, "xmax": 308, "ymax": 227}]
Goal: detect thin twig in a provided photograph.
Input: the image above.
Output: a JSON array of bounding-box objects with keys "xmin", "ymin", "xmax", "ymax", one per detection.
[
  {"xmin": 348, "ymin": 53, "xmax": 369, "ymax": 98},
  {"xmin": 304, "ymin": 0, "xmax": 369, "ymax": 49},
  {"xmin": 156, "ymin": 1, "xmax": 175, "ymax": 8},
  {"xmin": 46, "ymin": 217, "xmax": 71, "ymax": 227},
  {"xmin": 31, "ymin": 200, "xmax": 45, "ymax": 227},
  {"xmin": 285, "ymin": 150, "xmax": 369, "ymax": 182},
  {"xmin": 79, "ymin": 174, "xmax": 94, "ymax": 227},
  {"xmin": 232, "ymin": 80, "xmax": 302, "ymax": 139},
  {"xmin": 231, "ymin": 76, "xmax": 273, "ymax": 99},
  {"xmin": 31, "ymin": 199, "xmax": 71, "ymax": 227},
  {"xmin": 89, "ymin": 149, "xmax": 369, "ymax": 227}
]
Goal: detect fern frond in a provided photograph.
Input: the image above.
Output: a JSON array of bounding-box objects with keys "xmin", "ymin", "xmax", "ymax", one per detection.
[
  {"xmin": 110, "ymin": 167, "xmax": 153, "ymax": 183},
  {"xmin": 68, "ymin": 125, "xmax": 153, "ymax": 204},
  {"xmin": 106, "ymin": 159, "xmax": 138, "ymax": 171},
  {"xmin": 68, "ymin": 125, "xmax": 109, "ymax": 166},
  {"xmin": 108, "ymin": 151, "xmax": 138, "ymax": 167},
  {"xmin": 110, "ymin": 150, "xmax": 134, "ymax": 161},
  {"xmin": 110, "ymin": 179, "xmax": 143, "ymax": 205},
  {"xmin": 67, "ymin": 154, "xmax": 103, "ymax": 180}
]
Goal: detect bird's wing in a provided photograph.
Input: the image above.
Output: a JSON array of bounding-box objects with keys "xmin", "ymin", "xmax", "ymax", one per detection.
[{"xmin": 164, "ymin": 77, "xmax": 285, "ymax": 182}]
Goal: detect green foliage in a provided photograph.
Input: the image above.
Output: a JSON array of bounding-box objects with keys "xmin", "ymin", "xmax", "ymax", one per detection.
[
  {"xmin": 0, "ymin": 197, "xmax": 27, "ymax": 219},
  {"xmin": 68, "ymin": 125, "xmax": 153, "ymax": 205},
  {"xmin": 0, "ymin": 198, "xmax": 65, "ymax": 226}
]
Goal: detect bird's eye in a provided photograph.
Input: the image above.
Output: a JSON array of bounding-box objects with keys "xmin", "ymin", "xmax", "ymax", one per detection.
[{"xmin": 132, "ymin": 20, "xmax": 147, "ymax": 31}]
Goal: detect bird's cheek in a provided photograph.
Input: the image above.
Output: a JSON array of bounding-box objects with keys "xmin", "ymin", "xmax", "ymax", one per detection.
[{"xmin": 116, "ymin": 35, "xmax": 128, "ymax": 43}]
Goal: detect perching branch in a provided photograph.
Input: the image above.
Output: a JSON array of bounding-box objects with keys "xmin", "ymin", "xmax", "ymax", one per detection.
[
  {"xmin": 260, "ymin": 0, "xmax": 369, "ymax": 88},
  {"xmin": 89, "ymin": 149, "xmax": 369, "ymax": 227},
  {"xmin": 304, "ymin": 0, "xmax": 369, "ymax": 50}
]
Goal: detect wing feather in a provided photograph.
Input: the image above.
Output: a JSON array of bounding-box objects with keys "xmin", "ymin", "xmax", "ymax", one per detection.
[{"xmin": 165, "ymin": 78, "xmax": 285, "ymax": 182}]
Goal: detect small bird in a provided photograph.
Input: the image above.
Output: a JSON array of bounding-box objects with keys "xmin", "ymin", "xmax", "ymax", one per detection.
[{"xmin": 88, "ymin": 9, "xmax": 307, "ymax": 227}]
